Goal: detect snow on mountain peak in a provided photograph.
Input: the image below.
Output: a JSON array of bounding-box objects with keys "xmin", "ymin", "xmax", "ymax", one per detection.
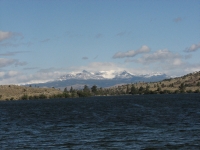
[
  {"xmin": 141, "ymin": 72, "xmax": 168, "ymax": 78},
  {"xmin": 57, "ymin": 70, "xmax": 167, "ymax": 80},
  {"xmin": 114, "ymin": 70, "xmax": 134, "ymax": 79}
]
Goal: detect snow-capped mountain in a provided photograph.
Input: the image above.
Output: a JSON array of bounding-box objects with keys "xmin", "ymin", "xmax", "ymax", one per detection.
[
  {"xmin": 32, "ymin": 70, "xmax": 169, "ymax": 90},
  {"xmin": 58, "ymin": 70, "xmax": 168, "ymax": 81},
  {"xmin": 141, "ymin": 72, "xmax": 168, "ymax": 78},
  {"xmin": 59, "ymin": 70, "xmax": 105, "ymax": 80},
  {"xmin": 58, "ymin": 70, "xmax": 135, "ymax": 80},
  {"xmin": 114, "ymin": 71, "xmax": 135, "ymax": 79}
]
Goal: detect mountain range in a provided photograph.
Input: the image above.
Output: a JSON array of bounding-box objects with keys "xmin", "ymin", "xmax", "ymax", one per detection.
[{"xmin": 30, "ymin": 70, "xmax": 169, "ymax": 90}]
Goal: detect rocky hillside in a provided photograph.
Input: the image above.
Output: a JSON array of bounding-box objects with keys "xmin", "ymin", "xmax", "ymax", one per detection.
[
  {"xmin": 109, "ymin": 71, "xmax": 200, "ymax": 94},
  {"xmin": 0, "ymin": 85, "xmax": 62, "ymax": 101}
]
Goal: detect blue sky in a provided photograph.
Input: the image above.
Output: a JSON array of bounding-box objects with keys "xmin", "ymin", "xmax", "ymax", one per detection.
[{"xmin": 0, "ymin": 0, "xmax": 200, "ymax": 84}]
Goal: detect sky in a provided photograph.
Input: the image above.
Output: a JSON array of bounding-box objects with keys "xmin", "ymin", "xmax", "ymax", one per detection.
[{"xmin": 0, "ymin": 0, "xmax": 200, "ymax": 85}]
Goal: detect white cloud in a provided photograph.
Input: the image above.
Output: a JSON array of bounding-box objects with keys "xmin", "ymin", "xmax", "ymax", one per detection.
[
  {"xmin": 0, "ymin": 31, "xmax": 27, "ymax": 47},
  {"xmin": 0, "ymin": 31, "xmax": 13, "ymax": 42},
  {"xmin": 0, "ymin": 72, "xmax": 6, "ymax": 78},
  {"xmin": 0, "ymin": 68, "xmax": 68, "ymax": 85},
  {"xmin": 165, "ymin": 63, "xmax": 200, "ymax": 77},
  {"xmin": 133, "ymin": 49, "xmax": 182, "ymax": 65},
  {"xmin": 185, "ymin": 42, "xmax": 200, "ymax": 52},
  {"xmin": 75, "ymin": 62, "xmax": 124, "ymax": 72},
  {"xmin": 184, "ymin": 64, "xmax": 200, "ymax": 73},
  {"xmin": 69, "ymin": 62, "xmax": 127, "ymax": 78},
  {"xmin": 0, "ymin": 58, "xmax": 16, "ymax": 68},
  {"xmin": 0, "ymin": 59, "xmax": 199, "ymax": 85},
  {"xmin": 7, "ymin": 70, "xmax": 20, "ymax": 77},
  {"xmin": 173, "ymin": 59, "xmax": 182, "ymax": 66},
  {"xmin": 0, "ymin": 70, "xmax": 21, "ymax": 80},
  {"xmin": 126, "ymin": 49, "xmax": 200, "ymax": 77},
  {"xmin": 113, "ymin": 45, "xmax": 150, "ymax": 58},
  {"xmin": 0, "ymin": 58, "xmax": 27, "ymax": 68}
]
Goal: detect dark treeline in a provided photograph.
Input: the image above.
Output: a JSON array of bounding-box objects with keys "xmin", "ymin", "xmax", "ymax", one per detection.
[{"xmin": 20, "ymin": 83, "xmax": 200, "ymax": 100}]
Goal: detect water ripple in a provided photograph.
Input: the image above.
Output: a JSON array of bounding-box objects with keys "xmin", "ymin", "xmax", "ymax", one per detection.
[{"xmin": 0, "ymin": 94, "xmax": 200, "ymax": 149}]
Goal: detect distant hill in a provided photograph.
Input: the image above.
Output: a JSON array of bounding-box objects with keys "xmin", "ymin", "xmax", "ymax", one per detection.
[
  {"xmin": 109, "ymin": 71, "xmax": 200, "ymax": 94},
  {"xmin": 0, "ymin": 85, "xmax": 62, "ymax": 101}
]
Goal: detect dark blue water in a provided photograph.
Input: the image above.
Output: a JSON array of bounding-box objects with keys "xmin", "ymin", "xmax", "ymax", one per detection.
[{"xmin": 0, "ymin": 94, "xmax": 200, "ymax": 149}]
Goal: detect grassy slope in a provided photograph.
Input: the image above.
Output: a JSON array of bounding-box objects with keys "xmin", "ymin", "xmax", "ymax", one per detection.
[
  {"xmin": 0, "ymin": 85, "xmax": 62, "ymax": 101},
  {"xmin": 110, "ymin": 71, "xmax": 200, "ymax": 94}
]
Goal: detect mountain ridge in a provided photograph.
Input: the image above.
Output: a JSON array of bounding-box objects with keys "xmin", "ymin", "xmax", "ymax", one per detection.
[
  {"xmin": 58, "ymin": 70, "xmax": 169, "ymax": 81},
  {"xmin": 32, "ymin": 70, "xmax": 169, "ymax": 90}
]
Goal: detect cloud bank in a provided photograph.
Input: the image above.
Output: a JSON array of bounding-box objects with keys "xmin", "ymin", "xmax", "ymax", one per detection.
[
  {"xmin": 0, "ymin": 68, "xmax": 67, "ymax": 85},
  {"xmin": 185, "ymin": 42, "xmax": 200, "ymax": 52},
  {"xmin": 113, "ymin": 45, "xmax": 150, "ymax": 58},
  {"xmin": 0, "ymin": 58, "xmax": 27, "ymax": 68},
  {"xmin": 134, "ymin": 49, "xmax": 182, "ymax": 65},
  {"xmin": 124, "ymin": 48, "xmax": 198, "ymax": 76},
  {"xmin": 0, "ymin": 31, "xmax": 13, "ymax": 42},
  {"xmin": 0, "ymin": 58, "xmax": 16, "ymax": 68}
]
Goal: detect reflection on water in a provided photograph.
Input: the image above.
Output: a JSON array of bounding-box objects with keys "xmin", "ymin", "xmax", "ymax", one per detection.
[{"xmin": 0, "ymin": 94, "xmax": 200, "ymax": 149}]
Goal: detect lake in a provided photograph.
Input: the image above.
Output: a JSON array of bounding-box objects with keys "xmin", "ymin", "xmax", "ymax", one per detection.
[{"xmin": 0, "ymin": 94, "xmax": 200, "ymax": 149}]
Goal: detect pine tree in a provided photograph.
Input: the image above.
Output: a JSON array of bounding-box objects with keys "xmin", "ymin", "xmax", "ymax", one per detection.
[
  {"xmin": 131, "ymin": 84, "xmax": 138, "ymax": 94},
  {"xmin": 64, "ymin": 87, "xmax": 68, "ymax": 93},
  {"xmin": 126, "ymin": 85, "xmax": 130, "ymax": 94},
  {"xmin": 138, "ymin": 86, "xmax": 144, "ymax": 94},
  {"xmin": 91, "ymin": 85, "xmax": 97, "ymax": 93},
  {"xmin": 179, "ymin": 83, "xmax": 185, "ymax": 93},
  {"xmin": 70, "ymin": 86, "xmax": 73, "ymax": 93},
  {"xmin": 145, "ymin": 85, "xmax": 150, "ymax": 94},
  {"xmin": 83, "ymin": 85, "xmax": 90, "ymax": 92}
]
